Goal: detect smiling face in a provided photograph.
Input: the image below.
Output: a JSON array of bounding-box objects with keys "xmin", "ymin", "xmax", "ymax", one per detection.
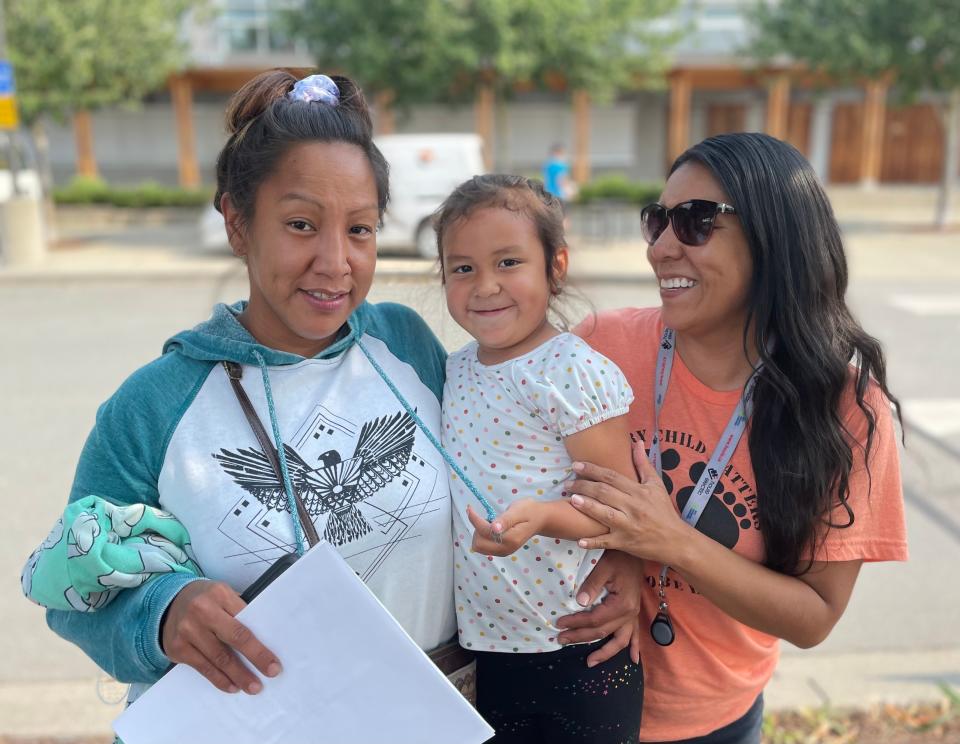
[
  {"xmin": 442, "ymin": 206, "xmax": 567, "ymax": 365},
  {"xmin": 647, "ymin": 162, "xmax": 754, "ymax": 343},
  {"xmin": 223, "ymin": 141, "xmax": 380, "ymax": 357}
]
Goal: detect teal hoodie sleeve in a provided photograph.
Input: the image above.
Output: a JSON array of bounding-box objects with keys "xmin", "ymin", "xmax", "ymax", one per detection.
[{"xmin": 44, "ymin": 353, "xmax": 212, "ymax": 683}]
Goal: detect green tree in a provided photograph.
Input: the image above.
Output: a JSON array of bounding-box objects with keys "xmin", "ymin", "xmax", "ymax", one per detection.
[
  {"xmin": 282, "ymin": 0, "xmax": 472, "ymax": 112},
  {"xmin": 288, "ymin": 0, "xmax": 680, "ymax": 167},
  {"xmin": 521, "ymin": 0, "xmax": 680, "ymax": 102},
  {"xmin": 457, "ymin": 0, "xmax": 681, "ymax": 154},
  {"xmin": 750, "ymin": 0, "xmax": 960, "ymax": 227},
  {"xmin": 5, "ymin": 0, "xmax": 199, "ymax": 187}
]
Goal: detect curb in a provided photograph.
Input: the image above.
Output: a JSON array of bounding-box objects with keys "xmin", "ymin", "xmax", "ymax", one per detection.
[
  {"xmin": 766, "ymin": 646, "xmax": 960, "ymax": 712},
  {"xmin": 0, "ymin": 256, "xmax": 656, "ymax": 286}
]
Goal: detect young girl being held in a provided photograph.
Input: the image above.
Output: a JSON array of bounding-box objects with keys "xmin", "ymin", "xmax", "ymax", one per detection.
[{"xmin": 438, "ymin": 175, "xmax": 644, "ymax": 744}]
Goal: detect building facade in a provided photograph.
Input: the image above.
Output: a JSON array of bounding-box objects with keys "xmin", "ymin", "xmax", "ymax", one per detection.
[{"xmin": 41, "ymin": 0, "xmax": 955, "ymax": 188}]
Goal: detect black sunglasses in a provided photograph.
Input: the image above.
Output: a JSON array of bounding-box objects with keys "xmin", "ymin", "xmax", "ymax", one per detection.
[{"xmin": 640, "ymin": 199, "xmax": 737, "ymax": 246}]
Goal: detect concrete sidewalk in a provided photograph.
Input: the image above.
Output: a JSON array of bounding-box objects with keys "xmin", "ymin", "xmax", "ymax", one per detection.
[{"xmin": 1, "ymin": 647, "xmax": 957, "ymax": 739}]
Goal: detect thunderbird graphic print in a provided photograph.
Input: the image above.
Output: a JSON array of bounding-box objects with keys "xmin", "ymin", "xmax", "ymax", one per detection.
[{"xmin": 213, "ymin": 410, "xmax": 416, "ymax": 546}]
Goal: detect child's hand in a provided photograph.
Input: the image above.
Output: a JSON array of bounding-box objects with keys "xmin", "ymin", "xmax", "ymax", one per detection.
[{"xmin": 466, "ymin": 500, "xmax": 544, "ymax": 557}]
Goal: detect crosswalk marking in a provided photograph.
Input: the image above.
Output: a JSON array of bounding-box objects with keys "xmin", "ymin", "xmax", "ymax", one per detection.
[
  {"xmin": 890, "ymin": 294, "xmax": 960, "ymax": 316},
  {"xmin": 902, "ymin": 398, "xmax": 960, "ymax": 438}
]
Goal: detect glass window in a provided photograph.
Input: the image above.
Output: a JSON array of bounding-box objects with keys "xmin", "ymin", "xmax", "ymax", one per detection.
[
  {"xmin": 268, "ymin": 26, "xmax": 295, "ymax": 52},
  {"xmin": 228, "ymin": 24, "xmax": 259, "ymax": 52}
]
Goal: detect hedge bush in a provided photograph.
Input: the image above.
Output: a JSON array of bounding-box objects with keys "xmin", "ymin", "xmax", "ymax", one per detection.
[
  {"xmin": 575, "ymin": 174, "xmax": 662, "ymax": 206},
  {"xmin": 52, "ymin": 174, "xmax": 661, "ymax": 209},
  {"xmin": 54, "ymin": 177, "xmax": 211, "ymax": 208}
]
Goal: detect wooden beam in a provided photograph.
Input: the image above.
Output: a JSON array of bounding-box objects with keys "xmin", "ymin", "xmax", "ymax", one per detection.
[
  {"xmin": 859, "ymin": 78, "xmax": 888, "ymax": 186},
  {"xmin": 668, "ymin": 71, "xmax": 692, "ymax": 165},
  {"xmin": 72, "ymin": 109, "xmax": 98, "ymax": 180},
  {"xmin": 474, "ymin": 83, "xmax": 495, "ymax": 171},
  {"xmin": 685, "ymin": 67, "xmax": 758, "ymax": 90},
  {"xmin": 765, "ymin": 74, "xmax": 790, "ymax": 140},
  {"xmin": 572, "ymin": 89, "xmax": 591, "ymax": 184},
  {"xmin": 374, "ymin": 90, "xmax": 396, "ymax": 136},
  {"xmin": 181, "ymin": 67, "xmax": 314, "ymax": 94},
  {"xmin": 170, "ymin": 75, "xmax": 200, "ymax": 189},
  {"xmin": 656, "ymin": 64, "xmax": 830, "ymax": 92}
]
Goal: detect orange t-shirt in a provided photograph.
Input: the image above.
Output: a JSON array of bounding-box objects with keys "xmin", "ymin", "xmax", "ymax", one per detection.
[{"xmin": 576, "ymin": 307, "xmax": 908, "ymax": 742}]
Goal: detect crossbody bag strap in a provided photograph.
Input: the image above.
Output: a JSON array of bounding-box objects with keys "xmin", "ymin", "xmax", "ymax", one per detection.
[{"xmin": 222, "ymin": 361, "xmax": 320, "ymax": 548}]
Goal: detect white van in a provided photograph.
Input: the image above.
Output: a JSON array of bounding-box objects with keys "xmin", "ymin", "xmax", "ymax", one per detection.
[
  {"xmin": 375, "ymin": 133, "xmax": 485, "ymax": 257},
  {"xmin": 199, "ymin": 133, "xmax": 485, "ymax": 258}
]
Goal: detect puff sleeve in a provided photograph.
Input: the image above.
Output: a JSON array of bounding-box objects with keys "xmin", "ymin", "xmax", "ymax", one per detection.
[{"xmin": 521, "ymin": 335, "xmax": 634, "ymax": 437}]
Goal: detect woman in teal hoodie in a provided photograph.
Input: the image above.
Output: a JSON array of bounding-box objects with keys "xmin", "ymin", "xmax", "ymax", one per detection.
[{"xmin": 24, "ymin": 70, "xmax": 642, "ymax": 708}]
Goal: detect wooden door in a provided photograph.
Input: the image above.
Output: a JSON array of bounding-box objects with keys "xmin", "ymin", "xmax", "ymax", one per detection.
[
  {"xmin": 707, "ymin": 104, "xmax": 747, "ymax": 136},
  {"xmin": 881, "ymin": 104, "xmax": 944, "ymax": 183},
  {"xmin": 829, "ymin": 103, "xmax": 864, "ymax": 183},
  {"xmin": 786, "ymin": 103, "xmax": 812, "ymax": 157}
]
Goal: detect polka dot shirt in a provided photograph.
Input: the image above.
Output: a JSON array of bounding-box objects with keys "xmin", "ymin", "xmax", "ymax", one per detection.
[{"xmin": 442, "ymin": 333, "xmax": 634, "ymax": 652}]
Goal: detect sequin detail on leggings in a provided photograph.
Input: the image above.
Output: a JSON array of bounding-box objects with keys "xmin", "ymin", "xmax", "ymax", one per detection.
[{"xmin": 474, "ymin": 637, "xmax": 643, "ymax": 743}]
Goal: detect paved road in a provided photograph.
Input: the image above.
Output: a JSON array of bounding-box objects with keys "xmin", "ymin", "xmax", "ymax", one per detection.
[{"xmin": 1, "ymin": 231, "xmax": 958, "ymax": 736}]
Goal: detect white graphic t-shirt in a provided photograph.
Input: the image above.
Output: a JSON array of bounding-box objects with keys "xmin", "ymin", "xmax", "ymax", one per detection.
[
  {"xmin": 443, "ymin": 333, "xmax": 634, "ymax": 652},
  {"xmin": 161, "ymin": 335, "xmax": 455, "ymax": 652}
]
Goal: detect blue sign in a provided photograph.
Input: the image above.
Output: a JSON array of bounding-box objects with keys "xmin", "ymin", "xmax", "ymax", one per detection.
[{"xmin": 0, "ymin": 61, "xmax": 15, "ymax": 95}]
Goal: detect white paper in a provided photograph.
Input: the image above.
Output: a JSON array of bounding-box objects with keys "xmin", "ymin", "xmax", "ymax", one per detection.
[{"xmin": 114, "ymin": 542, "xmax": 493, "ymax": 744}]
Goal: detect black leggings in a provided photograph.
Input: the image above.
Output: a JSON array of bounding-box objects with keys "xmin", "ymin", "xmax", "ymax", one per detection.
[{"xmin": 475, "ymin": 638, "xmax": 643, "ymax": 744}]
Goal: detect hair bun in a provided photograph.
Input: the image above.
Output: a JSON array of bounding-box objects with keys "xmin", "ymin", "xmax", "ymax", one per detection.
[
  {"xmin": 329, "ymin": 75, "xmax": 372, "ymax": 132},
  {"xmin": 225, "ymin": 71, "xmax": 372, "ymax": 137},
  {"xmin": 224, "ymin": 69, "xmax": 298, "ymax": 135}
]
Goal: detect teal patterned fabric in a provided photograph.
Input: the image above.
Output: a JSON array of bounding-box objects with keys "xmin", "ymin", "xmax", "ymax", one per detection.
[{"xmin": 22, "ymin": 496, "xmax": 202, "ymax": 612}]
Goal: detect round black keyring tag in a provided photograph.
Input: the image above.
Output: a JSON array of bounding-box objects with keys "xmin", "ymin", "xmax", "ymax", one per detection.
[{"xmin": 650, "ymin": 612, "xmax": 675, "ymax": 646}]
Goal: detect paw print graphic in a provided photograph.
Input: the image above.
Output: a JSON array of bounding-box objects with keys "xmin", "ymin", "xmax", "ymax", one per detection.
[{"xmin": 675, "ymin": 461, "xmax": 753, "ymax": 549}]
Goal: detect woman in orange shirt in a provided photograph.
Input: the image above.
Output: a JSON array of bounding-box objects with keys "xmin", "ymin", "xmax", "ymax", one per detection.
[{"xmin": 569, "ymin": 132, "xmax": 907, "ymax": 743}]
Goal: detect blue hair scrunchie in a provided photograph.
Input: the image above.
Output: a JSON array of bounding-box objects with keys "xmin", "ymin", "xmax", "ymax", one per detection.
[{"xmin": 288, "ymin": 74, "xmax": 340, "ymax": 106}]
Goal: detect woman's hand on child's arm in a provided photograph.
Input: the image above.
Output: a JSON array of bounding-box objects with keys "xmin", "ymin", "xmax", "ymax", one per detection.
[
  {"xmin": 161, "ymin": 580, "xmax": 283, "ymax": 695},
  {"xmin": 465, "ymin": 415, "xmax": 635, "ymax": 555},
  {"xmin": 571, "ymin": 448, "xmax": 864, "ymax": 647}
]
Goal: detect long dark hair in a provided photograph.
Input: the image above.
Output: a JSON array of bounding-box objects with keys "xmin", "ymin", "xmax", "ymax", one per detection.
[
  {"xmin": 672, "ymin": 133, "xmax": 901, "ymax": 575},
  {"xmin": 214, "ymin": 69, "xmax": 389, "ymax": 229}
]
